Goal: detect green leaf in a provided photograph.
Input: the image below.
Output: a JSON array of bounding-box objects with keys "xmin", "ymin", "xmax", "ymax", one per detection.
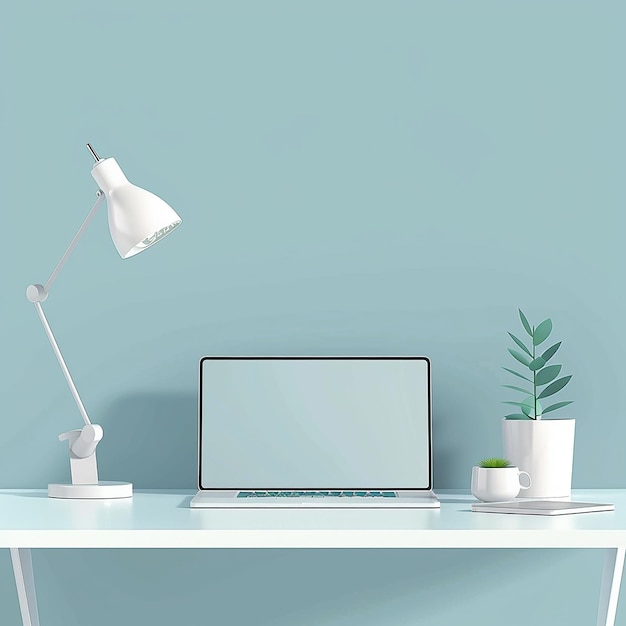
[
  {"xmin": 542, "ymin": 401, "xmax": 574, "ymax": 414},
  {"xmin": 538, "ymin": 375, "xmax": 572, "ymax": 399},
  {"xmin": 521, "ymin": 396, "xmax": 542, "ymax": 418},
  {"xmin": 505, "ymin": 414, "xmax": 531, "ymax": 420},
  {"xmin": 502, "ymin": 384, "xmax": 533, "ymax": 394},
  {"xmin": 535, "ymin": 364, "xmax": 562, "ymax": 386},
  {"xmin": 519, "ymin": 309, "xmax": 533, "ymax": 336},
  {"xmin": 541, "ymin": 342, "xmax": 561, "ymax": 363},
  {"xmin": 508, "ymin": 333, "xmax": 532, "ymax": 357},
  {"xmin": 502, "ymin": 401, "xmax": 523, "ymax": 406},
  {"xmin": 533, "ymin": 319, "xmax": 553, "ymax": 346},
  {"xmin": 509, "ymin": 349, "xmax": 532, "ymax": 367},
  {"xmin": 528, "ymin": 357, "xmax": 546, "ymax": 371},
  {"xmin": 520, "ymin": 396, "xmax": 533, "ymax": 414},
  {"xmin": 502, "ymin": 367, "xmax": 532, "ymax": 383}
]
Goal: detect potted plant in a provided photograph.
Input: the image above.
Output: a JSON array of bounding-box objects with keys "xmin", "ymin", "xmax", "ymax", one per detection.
[
  {"xmin": 471, "ymin": 458, "xmax": 532, "ymax": 501},
  {"xmin": 501, "ymin": 309, "xmax": 575, "ymax": 497}
]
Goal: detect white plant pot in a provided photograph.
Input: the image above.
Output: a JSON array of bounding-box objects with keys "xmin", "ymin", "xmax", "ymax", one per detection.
[{"xmin": 502, "ymin": 418, "xmax": 575, "ymax": 498}]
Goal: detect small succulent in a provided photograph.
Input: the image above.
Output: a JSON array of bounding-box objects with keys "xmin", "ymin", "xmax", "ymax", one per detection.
[
  {"xmin": 478, "ymin": 458, "xmax": 511, "ymax": 468},
  {"xmin": 503, "ymin": 309, "xmax": 573, "ymax": 420}
]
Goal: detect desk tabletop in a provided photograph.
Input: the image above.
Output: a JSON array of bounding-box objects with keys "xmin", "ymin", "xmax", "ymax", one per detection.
[{"xmin": 0, "ymin": 489, "xmax": 624, "ymax": 549}]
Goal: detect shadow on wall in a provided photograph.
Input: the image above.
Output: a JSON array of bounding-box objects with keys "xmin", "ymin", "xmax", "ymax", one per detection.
[
  {"xmin": 97, "ymin": 392, "xmax": 197, "ymax": 489},
  {"xmin": 432, "ymin": 415, "xmax": 465, "ymax": 489}
]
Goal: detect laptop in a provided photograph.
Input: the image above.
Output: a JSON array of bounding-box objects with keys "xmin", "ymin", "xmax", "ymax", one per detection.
[{"xmin": 190, "ymin": 356, "xmax": 439, "ymax": 508}]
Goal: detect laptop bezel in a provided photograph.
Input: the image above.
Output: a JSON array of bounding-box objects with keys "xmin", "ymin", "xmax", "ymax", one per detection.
[{"xmin": 197, "ymin": 356, "xmax": 433, "ymax": 493}]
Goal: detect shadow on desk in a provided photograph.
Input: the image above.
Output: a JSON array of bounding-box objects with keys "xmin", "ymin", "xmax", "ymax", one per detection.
[{"xmin": 0, "ymin": 491, "xmax": 49, "ymax": 499}]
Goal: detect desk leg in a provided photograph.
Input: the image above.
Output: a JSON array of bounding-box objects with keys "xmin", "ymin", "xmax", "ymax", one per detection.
[
  {"xmin": 10, "ymin": 548, "xmax": 40, "ymax": 626},
  {"xmin": 597, "ymin": 547, "xmax": 625, "ymax": 626}
]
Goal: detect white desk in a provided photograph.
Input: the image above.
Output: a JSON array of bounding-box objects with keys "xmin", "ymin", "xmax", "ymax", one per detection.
[{"xmin": 1, "ymin": 489, "xmax": 624, "ymax": 626}]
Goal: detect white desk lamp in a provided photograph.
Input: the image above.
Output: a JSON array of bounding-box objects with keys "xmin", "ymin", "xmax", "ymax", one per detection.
[{"xmin": 26, "ymin": 144, "xmax": 182, "ymax": 499}]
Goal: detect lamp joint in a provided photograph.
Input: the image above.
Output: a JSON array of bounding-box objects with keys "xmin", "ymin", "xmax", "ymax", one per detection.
[{"xmin": 26, "ymin": 284, "xmax": 48, "ymax": 303}]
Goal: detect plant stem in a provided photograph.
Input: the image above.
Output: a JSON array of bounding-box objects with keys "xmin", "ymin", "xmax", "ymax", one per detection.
[{"xmin": 532, "ymin": 327, "xmax": 537, "ymax": 419}]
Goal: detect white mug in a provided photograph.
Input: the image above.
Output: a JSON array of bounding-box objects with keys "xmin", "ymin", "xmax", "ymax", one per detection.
[{"xmin": 471, "ymin": 466, "xmax": 532, "ymax": 502}]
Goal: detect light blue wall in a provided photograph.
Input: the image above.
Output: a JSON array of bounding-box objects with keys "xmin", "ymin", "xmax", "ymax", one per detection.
[{"xmin": 1, "ymin": 1, "xmax": 624, "ymax": 624}]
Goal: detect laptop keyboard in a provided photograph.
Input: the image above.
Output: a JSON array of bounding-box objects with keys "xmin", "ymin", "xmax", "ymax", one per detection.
[{"xmin": 237, "ymin": 490, "xmax": 398, "ymax": 498}]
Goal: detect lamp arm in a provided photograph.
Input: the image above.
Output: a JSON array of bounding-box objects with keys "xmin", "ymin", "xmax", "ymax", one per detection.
[
  {"xmin": 32, "ymin": 302, "xmax": 92, "ymax": 427},
  {"xmin": 26, "ymin": 192, "xmax": 106, "ymax": 428},
  {"xmin": 44, "ymin": 190, "xmax": 104, "ymax": 294}
]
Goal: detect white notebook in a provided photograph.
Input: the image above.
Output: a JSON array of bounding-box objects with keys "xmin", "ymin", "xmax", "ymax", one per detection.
[{"xmin": 472, "ymin": 500, "xmax": 615, "ymax": 515}]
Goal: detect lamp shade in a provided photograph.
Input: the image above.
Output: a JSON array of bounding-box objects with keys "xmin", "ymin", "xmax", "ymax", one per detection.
[{"xmin": 91, "ymin": 157, "xmax": 182, "ymax": 258}]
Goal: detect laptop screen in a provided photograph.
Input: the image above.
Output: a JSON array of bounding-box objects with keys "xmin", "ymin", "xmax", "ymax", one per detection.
[{"xmin": 199, "ymin": 357, "xmax": 432, "ymax": 490}]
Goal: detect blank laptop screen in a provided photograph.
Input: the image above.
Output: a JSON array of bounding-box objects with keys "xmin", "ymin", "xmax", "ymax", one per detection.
[{"xmin": 199, "ymin": 357, "xmax": 431, "ymax": 490}]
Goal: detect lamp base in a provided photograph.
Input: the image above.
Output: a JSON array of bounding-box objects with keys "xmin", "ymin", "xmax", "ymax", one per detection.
[{"xmin": 48, "ymin": 481, "xmax": 133, "ymax": 499}]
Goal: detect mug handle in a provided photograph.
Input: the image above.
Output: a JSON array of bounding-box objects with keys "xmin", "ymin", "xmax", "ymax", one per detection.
[{"xmin": 518, "ymin": 470, "xmax": 532, "ymax": 490}]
